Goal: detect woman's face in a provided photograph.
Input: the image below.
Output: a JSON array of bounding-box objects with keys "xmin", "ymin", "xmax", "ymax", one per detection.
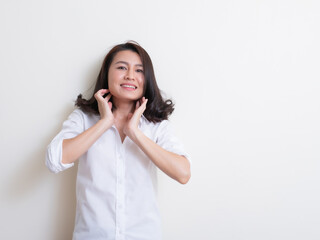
[{"xmin": 108, "ymin": 50, "xmax": 145, "ymax": 102}]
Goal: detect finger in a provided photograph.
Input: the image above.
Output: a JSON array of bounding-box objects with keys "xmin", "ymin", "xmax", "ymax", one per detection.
[
  {"xmin": 105, "ymin": 93, "xmax": 112, "ymax": 102},
  {"xmin": 99, "ymin": 89, "xmax": 110, "ymax": 98},
  {"xmin": 94, "ymin": 92, "xmax": 102, "ymax": 101},
  {"xmin": 140, "ymin": 97, "xmax": 145, "ymax": 105},
  {"xmin": 135, "ymin": 100, "xmax": 140, "ymax": 110},
  {"xmin": 108, "ymin": 102, "xmax": 112, "ymax": 110},
  {"xmin": 141, "ymin": 98, "xmax": 148, "ymax": 108},
  {"xmin": 143, "ymin": 98, "xmax": 148, "ymax": 105},
  {"xmin": 95, "ymin": 89, "xmax": 108, "ymax": 100},
  {"xmin": 135, "ymin": 98, "xmax": 148, "ymax": 117},
  {"xmin": 97, "ymin": 89, "xmax": 109, "ymax": 95}
]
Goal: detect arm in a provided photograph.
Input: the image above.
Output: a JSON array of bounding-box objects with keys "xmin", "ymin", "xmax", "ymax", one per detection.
[
  {"xmin": 62, "ymin": 89, "xmax": 114, "ymax": 164},
  {"xmin": 124, "ymin": 98, "xmax": 191, "ymax": 184},
  {"xmin": 62, "ymin": 119, "xmax": 111, "ymax": 164},
  {"xmin": 132, "ymin": 130, "xmax": 191, "ymax": 184}
]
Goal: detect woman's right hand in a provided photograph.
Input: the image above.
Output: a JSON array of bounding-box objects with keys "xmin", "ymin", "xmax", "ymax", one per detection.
[
  {"xmin": 94, "ymin": 89, "xmax": 114, "ymax": 127},
  {"xmin": 62, "ymin": 89, "xmax": 114, "ymax": 164}
]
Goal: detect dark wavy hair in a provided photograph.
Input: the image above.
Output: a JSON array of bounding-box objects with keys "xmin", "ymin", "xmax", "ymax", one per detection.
[{"xmin": 75, "ymin": 41, "xmax": 174, "ymax": 123}]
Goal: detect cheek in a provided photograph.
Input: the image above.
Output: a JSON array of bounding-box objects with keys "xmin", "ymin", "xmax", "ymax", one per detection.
[
  {"xmin": 108, "ymin": 72, "xmax": 118, "ymax": 89},
  {"xmin": 139, "ymin": 81, "xmax": 145, "ymax": 97},
  {"xmin": 139, "ymin": 76, "xmax": 145, "ymax": 88},
  {"xmin": 107, "ymin": 80, "xmax": 116, "ymax": 96},
  {"xmin": 108, "ymin": 82, "xmax": 117, "ymax": 96}
]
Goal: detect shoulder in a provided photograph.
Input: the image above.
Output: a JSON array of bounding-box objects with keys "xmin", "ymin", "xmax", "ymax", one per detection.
[
  {"xmin": 67, "ymin": 108, "xmax": 85, "ymax": 121},
  {"xmin": 140, "ymin": 115, "xmax": 173, "ymax": 136},
  {"xmin": 140, "ymin": 115, "xmax": 170, "ymax": 128},
  {"xmin": 66, "ymin": 108, "xmax": 99, "ymax": 125}
]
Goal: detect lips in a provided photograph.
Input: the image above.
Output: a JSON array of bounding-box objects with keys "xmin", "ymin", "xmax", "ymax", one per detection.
[{"xmin": 120, "ymin": 84, "xmax": 137, "ymax": 89}]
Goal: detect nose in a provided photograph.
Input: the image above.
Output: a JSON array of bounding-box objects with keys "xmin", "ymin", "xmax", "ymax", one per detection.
[{"xmin": 125, "ymin": 68, "xmax": 135, "ymax": 80}]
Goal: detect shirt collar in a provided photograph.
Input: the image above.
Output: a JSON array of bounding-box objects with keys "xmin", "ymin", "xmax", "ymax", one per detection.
[{"xmin": 110, "ymin": 114, "xmax": 148, "ymax": 130}]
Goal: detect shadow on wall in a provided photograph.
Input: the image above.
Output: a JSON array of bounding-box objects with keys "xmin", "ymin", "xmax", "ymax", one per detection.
[
  {"xmin": 3, "ymin": 58, "xmax": 100, "ymax": 239},
  {"xmin": 4, "ymin": 105, "xmax": 78, "ymax": 240}
]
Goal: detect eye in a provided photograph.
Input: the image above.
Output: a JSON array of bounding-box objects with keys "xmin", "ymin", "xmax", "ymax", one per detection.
[
  {"xmin": 136, "ymin": 69, "xmax": 144, "ymax": 73},
  {"xmin": 117, "ymin": 66, "xmax": 127, "ymax": 70}
]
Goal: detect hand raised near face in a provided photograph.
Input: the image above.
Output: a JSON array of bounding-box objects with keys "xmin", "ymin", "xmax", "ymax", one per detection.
[
  {"xmin": 94, "ymin": 89, "xmax": 114, "ymax": 126},
  {"xmin": 123, "ymin": 97, "xmax": 148, "ymax": 140}
]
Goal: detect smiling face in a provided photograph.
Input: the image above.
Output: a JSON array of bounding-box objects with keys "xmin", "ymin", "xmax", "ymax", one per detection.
[{"xmin": 108, "ymin": 50, "xmax": 145, "ymax": 103}]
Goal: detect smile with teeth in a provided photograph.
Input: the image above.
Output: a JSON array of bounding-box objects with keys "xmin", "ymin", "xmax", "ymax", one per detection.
[{"xmin": 121, "ymin": 84, "xmax": 137, "ymax": 89}]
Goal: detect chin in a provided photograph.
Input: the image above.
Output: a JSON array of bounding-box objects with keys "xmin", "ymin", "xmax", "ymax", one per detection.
[{"xmin": 112, "ymin": 94, "xmax": 142, "ymax": 102}]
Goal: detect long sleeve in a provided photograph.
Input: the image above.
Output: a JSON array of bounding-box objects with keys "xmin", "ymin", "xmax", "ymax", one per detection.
[{"xmin": 45, "ymin": 109, "xmax": 85, "ymax": 173}]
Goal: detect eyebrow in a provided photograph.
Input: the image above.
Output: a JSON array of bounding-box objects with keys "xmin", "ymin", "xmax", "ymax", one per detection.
[{"xmin": 114, "ymin": 61, "xmax": 143, "ymax": 67}]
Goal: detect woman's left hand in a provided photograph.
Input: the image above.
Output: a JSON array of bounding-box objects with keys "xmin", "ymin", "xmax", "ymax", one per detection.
[{"xmin": 123, "ymin": 97, "xmax": 148, "ymax": 141}]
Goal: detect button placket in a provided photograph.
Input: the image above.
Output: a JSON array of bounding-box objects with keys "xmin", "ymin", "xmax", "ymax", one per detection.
[{"xmin": 115, "ymin": 140, "xmax": 126, "ymax": 239}]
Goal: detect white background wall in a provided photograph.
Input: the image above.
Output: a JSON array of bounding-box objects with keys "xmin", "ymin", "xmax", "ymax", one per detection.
[{"xmin": 1, "ymin": 0, "xmax": 319, "ymax": 239}]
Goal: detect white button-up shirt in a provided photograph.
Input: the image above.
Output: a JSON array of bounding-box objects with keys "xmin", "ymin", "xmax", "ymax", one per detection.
[{"xmin": 46, "ymin": 108, "xmax": 190, "ymax": 240}]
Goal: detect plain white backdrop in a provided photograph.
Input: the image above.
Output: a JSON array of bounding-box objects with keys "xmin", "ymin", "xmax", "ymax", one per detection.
[{"xmin": 1, "ymin": 0, "xmax": 319, "ymax": 239}]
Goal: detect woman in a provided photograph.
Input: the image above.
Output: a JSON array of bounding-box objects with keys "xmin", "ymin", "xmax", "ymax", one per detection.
[{"xmin": 46, "ymin": 41, "xmax": 191, "ymax": 240}]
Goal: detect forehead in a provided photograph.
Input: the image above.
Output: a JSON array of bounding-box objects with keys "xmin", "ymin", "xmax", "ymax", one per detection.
[{"xmin": 112, "ymin": 50, "xmax": 142, "ymax": 65}]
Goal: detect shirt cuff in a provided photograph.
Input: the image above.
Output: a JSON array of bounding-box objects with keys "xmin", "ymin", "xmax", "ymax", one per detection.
[{"xmin": 46, "ymin": 138, "xmax": 74, "ymax": 173}]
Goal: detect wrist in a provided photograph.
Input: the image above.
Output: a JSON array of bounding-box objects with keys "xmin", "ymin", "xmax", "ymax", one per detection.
[
  {"xmin": 128, "ymin": 128, "xmax": 143, "ymax": 143},
  {"xmin": 98, "ymin": 119, "xmax": 113, "ymax": 131}
]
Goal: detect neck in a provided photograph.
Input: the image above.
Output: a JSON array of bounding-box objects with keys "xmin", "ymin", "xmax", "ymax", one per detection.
[{"xmin": 112, "ymin": 97, "xmax": 135, "ymax": 119}]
